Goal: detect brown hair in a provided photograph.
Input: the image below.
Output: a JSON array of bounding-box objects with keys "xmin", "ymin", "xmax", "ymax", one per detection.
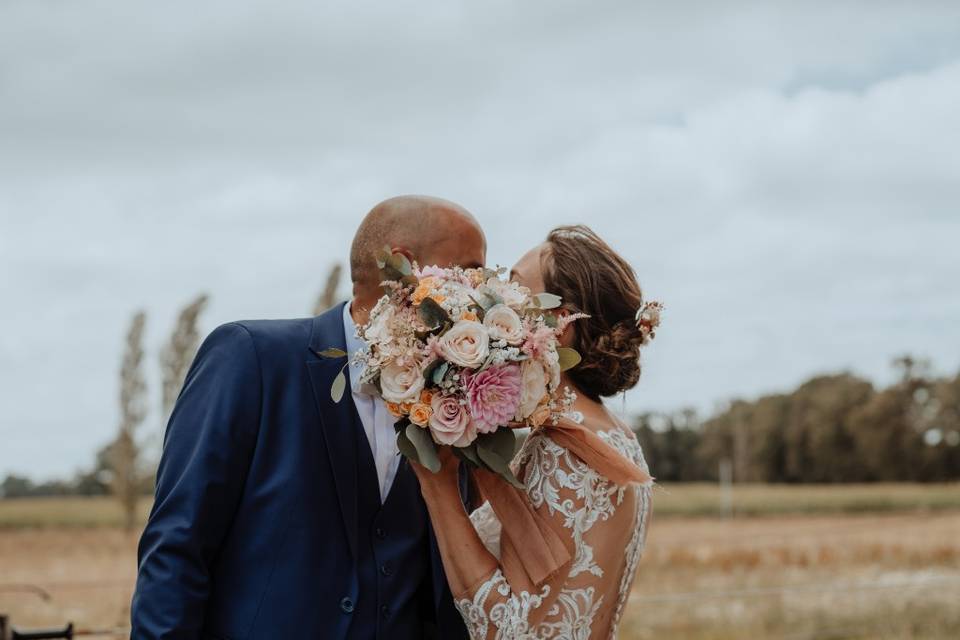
[{"xmin": 541, "ymin": 225, "xmax": 645, "ymax": 401}]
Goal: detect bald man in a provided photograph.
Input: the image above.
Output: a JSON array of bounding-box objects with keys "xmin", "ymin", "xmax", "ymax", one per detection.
[{"xmin": 132, "ymin": 196, "xmax": 485, "ymax": 640}]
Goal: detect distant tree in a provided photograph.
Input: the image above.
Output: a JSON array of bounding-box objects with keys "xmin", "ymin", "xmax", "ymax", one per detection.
[
  {"xmin": 313, "ymin": 263, "xmax": 343, "ymax": 315},
  {"xmin": 160, "ymin": 294, "xmax": 209, "ymax": 422},
  {"xmin": 632, "ymin": 410, "xmax": 703, "ymax": 482},
  {"xmin": 113, "ymin": 310, "xmax": 147, "ymax": 531},
  {"xmin": 0, "ymin": 474, "xmax": 34, "ymax": 498}
]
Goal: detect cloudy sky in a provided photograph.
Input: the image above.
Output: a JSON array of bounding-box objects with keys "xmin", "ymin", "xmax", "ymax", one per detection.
[{"xmin": 2, "ymin": 1, "xmax": 959, "ymax": 479}]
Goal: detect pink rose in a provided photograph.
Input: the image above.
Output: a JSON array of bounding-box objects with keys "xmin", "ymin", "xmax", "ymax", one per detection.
[
  {"xmin": 429, "ymin": 393, "xmax": 474, "ymax": 445},
  {"xmin": 463, "ymin": 364, "xmax": 523, "ymax": 433}
]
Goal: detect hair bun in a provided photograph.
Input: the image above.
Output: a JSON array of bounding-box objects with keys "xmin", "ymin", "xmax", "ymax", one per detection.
[{"xmin": 583, "ymin": 320, "xmax": 643, "ymax": 397}]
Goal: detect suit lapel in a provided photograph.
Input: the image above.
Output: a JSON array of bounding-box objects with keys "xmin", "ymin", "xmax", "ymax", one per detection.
[{"xmin": 306, "ymin": 303, "xmax": 359, "ymax": 561}]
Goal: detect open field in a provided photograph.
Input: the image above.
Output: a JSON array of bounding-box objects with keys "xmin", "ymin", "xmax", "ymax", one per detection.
[
  {"xmin": 1, "ymin": 487, "xmax": 959, "ymax": 639},
  {"xmin": 2, "ymin": 482, "xmax": 959, "ymax": 529}
]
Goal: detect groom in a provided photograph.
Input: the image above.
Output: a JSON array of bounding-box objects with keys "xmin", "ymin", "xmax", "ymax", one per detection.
[{"xmin": 131, "ymin": 196, "xmax": 486, "ymax": 639}]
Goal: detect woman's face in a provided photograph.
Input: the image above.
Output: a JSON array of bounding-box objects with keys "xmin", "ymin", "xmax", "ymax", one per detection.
[{"xmin": 510, "ymin": 242, "xmax": 547, "ymax": 293}]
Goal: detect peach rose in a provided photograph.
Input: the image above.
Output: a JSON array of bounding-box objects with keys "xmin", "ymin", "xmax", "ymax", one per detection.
[
  {"xmin": 411, "ymin": 277, "xmax": 438, "ymax": 305},
  {"xmin": 386, "ymin": 402, "xmax": 410, "ymax": 417},
  {"xmin": 409, "ymin": 402, "xmax": 433, "ymax": 427},
  {"xmin": 529, "ymin": 403, "xmax": 552, "ymax": 427},
  {"xmin": 515, "ymin": 359, "xmax": 548, "ymax": 420}
]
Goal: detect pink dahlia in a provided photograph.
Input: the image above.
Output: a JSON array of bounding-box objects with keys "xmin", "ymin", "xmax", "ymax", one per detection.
[{"xmin": 464, "ymin": 364, "xmax": 523, "ymax": 433}]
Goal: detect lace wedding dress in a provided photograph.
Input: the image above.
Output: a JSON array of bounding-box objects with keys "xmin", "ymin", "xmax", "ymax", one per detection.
[{"xmin": 457, "ymin": 425, "xmax": 652, "ymax": 639}]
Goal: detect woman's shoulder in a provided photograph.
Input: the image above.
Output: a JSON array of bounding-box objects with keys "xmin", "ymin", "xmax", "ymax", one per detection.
[{"xmin": 519, "ymin": 416, "xmax": 649, "ymax": 476}]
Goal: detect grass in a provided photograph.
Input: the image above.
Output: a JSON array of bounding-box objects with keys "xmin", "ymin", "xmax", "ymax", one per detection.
[
  {"xmin": 0, "ymin": 497, "xmax": 151, "ymax": 529},
  {"xmin": 650, "ymin": 482, "xmax": 960, "ymax": 517},
  {"xmin": 1, "ymin": 483, "xmax": 958, "ymax": 529}
]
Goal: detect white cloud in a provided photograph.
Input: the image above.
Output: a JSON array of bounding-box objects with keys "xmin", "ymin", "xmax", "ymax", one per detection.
[{"xmin": 1, "ymin": 0, "xmax": 959, "ymax": 477}]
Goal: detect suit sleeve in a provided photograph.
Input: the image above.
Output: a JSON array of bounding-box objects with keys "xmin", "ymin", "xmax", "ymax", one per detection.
[{"xmin": 131, "ymin": 322, "xmax": 263, "ymax": 640}]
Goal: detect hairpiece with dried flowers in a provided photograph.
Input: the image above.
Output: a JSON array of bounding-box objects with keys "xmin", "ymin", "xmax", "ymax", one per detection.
[{"xmin": 635, "ymin": 300, "xmax": 663, "ymax": 345}]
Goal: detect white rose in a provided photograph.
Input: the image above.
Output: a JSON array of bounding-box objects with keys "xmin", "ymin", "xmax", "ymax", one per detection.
[
  {"xmin": 542, "ymin": 346, "xmax": 561, "ymax": 390},
  {"xmin": 363, "ymin": 302, "xmax": 395, "ymax": 345},
  {"xmin": 482, "ymin": 304, "xmax": 524, "ymax": 345},
  {"xmin": 380, "ymin": 358, "xmax": 425, "ymax": 404},
  {"xmin": 485, "ymin": 277, "xmax": 531, "ymax": 309},
  {"xmin": 438, "ymin": 320, "xmax": 489, "ymax": 369},
  {"xmin": 515, "ymin": 359, "xmax": 548, "ymax": 420}
]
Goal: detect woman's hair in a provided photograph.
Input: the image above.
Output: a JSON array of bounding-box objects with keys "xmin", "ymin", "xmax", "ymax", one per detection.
[{"xmin": 541, "ymin": 225, "xmax": 646, "ymax": 401}]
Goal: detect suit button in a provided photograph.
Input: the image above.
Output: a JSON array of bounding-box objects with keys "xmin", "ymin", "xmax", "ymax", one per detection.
[
  {"xmin": 380, "ymin": 562, "xmax": 394, "ymax": 577},
  {"xmin": 375, "ymin": 526, "xmax": 387, "ymax": 539},
  {"xmin": 340, "ymin": 597, "xmax": 355, "ymax": 613},
  {"xmin": 380, "ymin": 605, "xmax": 390, "ymax": 619}
]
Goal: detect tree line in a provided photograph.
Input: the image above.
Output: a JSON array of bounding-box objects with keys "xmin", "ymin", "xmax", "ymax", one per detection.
[{"xmin": 635, "ymin": 356, "xmax": 960, "ymax": 483}]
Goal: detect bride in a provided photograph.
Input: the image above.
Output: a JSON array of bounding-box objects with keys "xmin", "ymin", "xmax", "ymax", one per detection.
[{"xmin": 412, "ymin": 225, "xmax": 656, "ymax": 639}]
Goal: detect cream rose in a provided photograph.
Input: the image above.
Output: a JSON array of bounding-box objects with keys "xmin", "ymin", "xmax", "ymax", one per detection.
[
  {"xmin": 429, "ymin": 394, "xmax": 473, "ymax": 445},
  {"xmin": 515, "ymin": 359, "xmax": 548, "ymax": 420},
  {"xmin": 363, "ymin": 301, "xmax": 395, "ymax": 345},
  {"xmin": 379, "ymin": 359, "xmax": 425, "ymax": 404},
  {"xmin": 484, "ymin": 277, "xmax": 531, "ymax": 309},
  {"xmin": 482, "ymin": 304, "xmax": 524, "ymax": 345},
  {"xmin": 438, "ymin": 320, "xmax": 489, "ymax": 369}
]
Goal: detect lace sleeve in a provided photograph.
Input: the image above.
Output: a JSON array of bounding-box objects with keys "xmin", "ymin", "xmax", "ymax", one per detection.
[{"xmin": 454, "ymin": 432, "xmax": 643, "ymax": 639}]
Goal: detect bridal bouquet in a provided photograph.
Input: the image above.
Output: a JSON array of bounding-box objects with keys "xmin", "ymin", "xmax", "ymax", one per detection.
[{"xmin": 324, "ymin": 249, "xmax": 582, "ymax": 486}]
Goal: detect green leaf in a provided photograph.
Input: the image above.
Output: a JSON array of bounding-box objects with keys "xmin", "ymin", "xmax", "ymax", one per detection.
[
  {"xmin": 375, "ymin": 246, "xmax": 391, "ymax": 269},
  {"xmin": 453, "ymin": 443, "xmax": 482, "ymax": 468},
  {"xmin": 405, "ymin": 423, "xmax": 441, "ymax": 472},
  {"xmin": 417, "ymin": 296, "xmax": 450, "ymax": 329},
  {"xmin": 542, "ymin": 313, "xmax": 559, "ymax": 329},
  {"xmin": 317, "ymin": 347, "xmax": 347, "ymax": 358},
  {"xmin": 386, "ymin": 251, "xmax": 413, "ymax": 277},
  {"xmin": 431, "ymin": 362, "xmax": 450, "ymax": 385},
  {"xmin": 393, "ymin": 417, "xmax": 411, "ymax": 434},
  {"xmin": 557, "ymin": 346, "xmax": 582, "ymax": 372},
  {"xmin": 476, "ymin": 432, "xmax": 524, "ymax": 489},
  {"xmin": 331, "ymin": 367, "xmax": 347, "ymax": 403},
  {"xmin": 481, "ymin": 429, "xmax": 519, "ymax": 461},
  {"xmin": 396, "ymin": 427, "xmax": 420, "ymax": 464},
  {"xmin": 534, "ymin": 293, "xmax": 563, "ymax": 310}
]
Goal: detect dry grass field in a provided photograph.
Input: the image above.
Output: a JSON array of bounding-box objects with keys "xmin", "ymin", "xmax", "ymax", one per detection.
[{"xmin": 1, "ymin": 485, "xmax": 959, "ymax": 639}]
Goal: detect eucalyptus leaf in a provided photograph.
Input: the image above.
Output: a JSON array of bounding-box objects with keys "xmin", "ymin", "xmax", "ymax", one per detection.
[
  {"xmin": 534, "ymin": 293, "xmax": 563, "ymax": 310},
  {"xmin": 386, "ymin": 252, "xmax": 413, "ymax": 277},
  {"xmin": 557, "ymin": 346, "xmax": 582, "ymax": 372},
  {"xmin": 453, "ymin": 443, "xmax": 482, "ymax": 468},
  {"xmin": 330, "ymin": 367, "xmax": 347, "ymax": 403},
  {"xmin": 317, "ymin": 347, "xmax": 347, "ymax": 358},
  {"xmin": 480, "ymin": 429, "xmax": 519, "ymax": 462},
  {"xmin": 396, "ymin": 427, "xmax": 420, "ymax": 465},
  {"xmin": 417, "ymin": 297, "xmax": 450, "ymax": 329},
  {"xmin": 375, "ymin": 246, "xmax": 391, "ymax": 269},
  {"xmin": 476, "ymin": 436, "xmax": 524, "ymax": 489},
  {"xmin": 406, "ymin": 423, "xmax": 441, "ymax": 473},
  {"xmin": 431, "ymin": 361, "xmax": 450, "ymax": 385},
  {"xmin": 542, "ymin": 313, "xmax": 559, "ymax": 329}
]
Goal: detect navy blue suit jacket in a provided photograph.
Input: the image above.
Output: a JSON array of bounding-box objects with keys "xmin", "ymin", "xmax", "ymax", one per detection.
[{"xmin": 131, "ymin": 304, "xmax": 467, "ymax": 639}]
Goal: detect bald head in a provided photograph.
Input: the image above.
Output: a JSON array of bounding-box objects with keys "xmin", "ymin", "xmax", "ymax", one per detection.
[{"xmin": 350, "ymin": 195, "xmax": 486, "ymax": 311}]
